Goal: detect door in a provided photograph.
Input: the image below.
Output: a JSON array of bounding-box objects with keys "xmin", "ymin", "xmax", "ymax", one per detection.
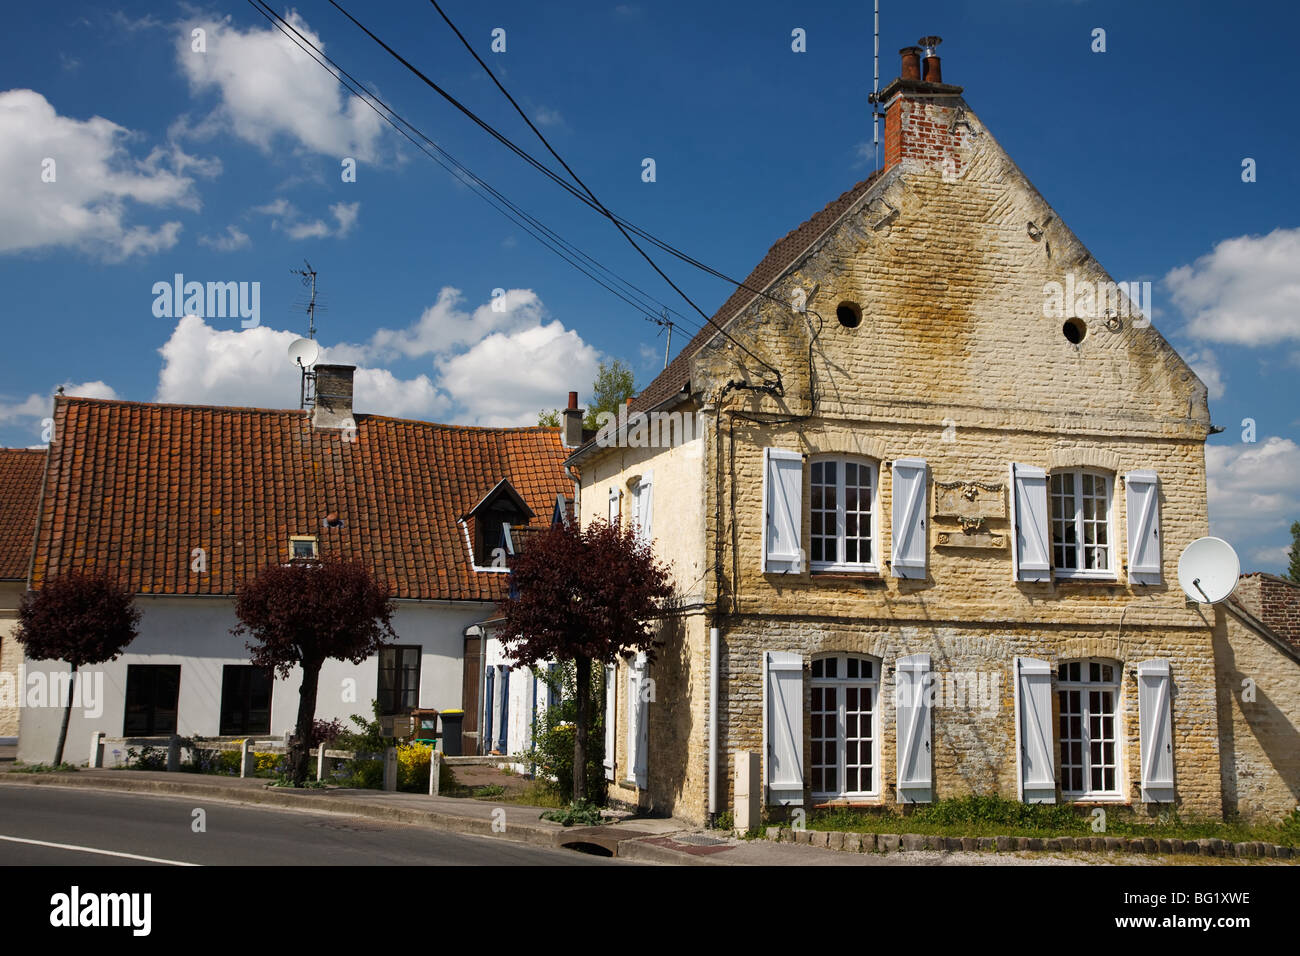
[{"xmin": 461, "ymin": 635, "xmax": 481, "ymax": 755}]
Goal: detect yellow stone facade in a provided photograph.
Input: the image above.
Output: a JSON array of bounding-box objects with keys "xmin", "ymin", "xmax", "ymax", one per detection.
[{"xmin": 573, "ymin": 88, "xmax": 1296, "ymax": 827}]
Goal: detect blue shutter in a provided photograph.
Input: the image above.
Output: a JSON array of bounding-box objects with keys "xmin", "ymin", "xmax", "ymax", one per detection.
[{"xmin": 497, "ymin": 666, "xmax": 510, "ymax": 753}]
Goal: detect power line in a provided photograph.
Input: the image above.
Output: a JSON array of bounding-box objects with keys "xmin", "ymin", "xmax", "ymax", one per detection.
[
  {"xmin": 326, "ymin": 0, "xmax": 783, "ymax": 386},
  {"xmin": 247, "ymin": 1, "xmax": 683, "ymax": 326}
]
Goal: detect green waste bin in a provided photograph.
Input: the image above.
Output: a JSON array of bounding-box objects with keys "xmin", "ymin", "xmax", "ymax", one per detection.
[{"xmin": 440, "ymin": 709, "xmax": 465, "ymax": 756}]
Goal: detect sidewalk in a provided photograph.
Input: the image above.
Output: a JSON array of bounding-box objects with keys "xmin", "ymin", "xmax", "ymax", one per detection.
[{"xmin": 2, "ymin": 767, "xmax": 1274, "ymax": 865}]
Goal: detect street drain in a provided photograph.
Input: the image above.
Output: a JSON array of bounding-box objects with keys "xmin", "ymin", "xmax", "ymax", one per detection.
[{"xmin": 674, "ymin": 834, "xmax": 728, "ymax": 846}]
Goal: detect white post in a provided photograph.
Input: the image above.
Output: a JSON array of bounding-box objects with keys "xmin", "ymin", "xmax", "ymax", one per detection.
[
  {"xmin": 383, "ymin": 747, "xmax": 397, "ymax": 792},
  {"xmin": 89, "ymin": 731, "xmax": 104, "ymax": 769},
  {"xmin": 240, "ymin": 738, "xmax": 253, "ymax": 778},
  {"xmin": 429, "ymin": 750, "xmax": 442, "ymax": 797},
  {"xmin": 316, "ymin": 742, "xmax": 326, "ymax": 782},
  {"xmin": 734, "ymin": 751, "xmax": 761, "ymax": 835}
]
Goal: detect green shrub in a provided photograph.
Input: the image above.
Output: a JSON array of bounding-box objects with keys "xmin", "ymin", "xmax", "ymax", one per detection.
[
  {"xmin": 519, "ymin": 662, "xmax": 607, "ymax": 805},
  {"xmin": 541, "ymin": 801, "xmax": 605, "ymax": 827}
]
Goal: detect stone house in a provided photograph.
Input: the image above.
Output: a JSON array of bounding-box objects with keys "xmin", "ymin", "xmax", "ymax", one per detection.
[
  {"xmin": 565, "ymin": 42, "xmax": 1299, "ymax": 825},
  {"xmin": 11, "ymin": 368, "xmax": 571, "ymax": 762}
]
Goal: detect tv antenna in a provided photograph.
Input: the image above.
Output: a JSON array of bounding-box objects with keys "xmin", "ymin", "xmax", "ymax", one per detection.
[
  {"xmin": 646, "ymin": 310, "xmax": 675, "ymax": 370},
  {"xmin": 289, "ymin": 260, "xmax": 320, "ymax": 409},
  {"xmin": 865, "ymin": 0, "xmax": 882, "ymax": 169},
  {"xmin": 1177, "ymin": 536, "xmax": 1241, "ymax": 604}
]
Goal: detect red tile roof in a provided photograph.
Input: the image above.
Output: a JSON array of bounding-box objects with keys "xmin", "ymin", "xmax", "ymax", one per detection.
[
  {"xmin": 629, "ymin": 171, "xmax": 883, "ymax": 414},
  {"xmin": 31, "ymin": 397, "xmax": 571, "ymax": 601},
  {"xmin": 0, "ymin": 448, "xmax": 46, "ymax": 581}
]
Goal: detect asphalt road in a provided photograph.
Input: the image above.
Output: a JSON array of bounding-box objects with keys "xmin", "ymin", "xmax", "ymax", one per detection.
[{"xmin": 0, "ymin": 784, "xmax": 630, "ymax": 866}]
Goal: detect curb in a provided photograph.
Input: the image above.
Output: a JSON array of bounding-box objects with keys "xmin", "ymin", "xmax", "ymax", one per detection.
[
  {"xmin": 0, "ymin": 772, "xmax": 563, "ymax": 850},
  {"xmin": 763, "ymin": 826, "xmax": 1298, "ymax": 860}
]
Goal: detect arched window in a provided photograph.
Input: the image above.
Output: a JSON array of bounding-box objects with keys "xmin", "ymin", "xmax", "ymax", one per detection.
[
  {"xmin": 809, "ymin": 456, "xmax": 878, "ymax": 572},
  {"xmin": 1049, "ymin": 468, "xmax": 1115, "ymax": 577},
  {"xmin": 810, "ymin": 653, "xmax": 879, "ymax": 799},
  {"xmin": 1057, "ymin": 659, "xmax": 1121, "ymax": 798}
]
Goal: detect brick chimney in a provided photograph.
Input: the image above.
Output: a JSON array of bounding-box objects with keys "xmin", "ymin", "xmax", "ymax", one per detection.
[
  {"xmin": 1233, "ymin": 574, "xmax": 1300, "ymax": 653},
  {"xmin": 879, "ymin": 35, "xmax": 968, "ymax": 177},
  {"xmin": 561, "ymin": 390, "xmax": 584, "ymax": 448},
  {"xmin": 312, "ymin": 364, "xmax": 355, "ymax": 429}
]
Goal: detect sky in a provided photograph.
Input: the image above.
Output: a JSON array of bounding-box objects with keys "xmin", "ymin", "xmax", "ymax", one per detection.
[{"xmin": 0, "ymin": 0, "xmax": 1296, "ymax": 573}]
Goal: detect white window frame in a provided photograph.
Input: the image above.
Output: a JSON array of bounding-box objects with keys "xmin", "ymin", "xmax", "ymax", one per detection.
[
  {"xmin": 1057, "ymin": 659, "xmax": 1123, "ymax": 800},
  {"xmin": 808, "ymin": 456, "xmax": 879, "ymax": 573},
  {"xmin": 1049, "ymin": 468, "xmax": 1116, "ymax": 580},
  {"xmin": 809, "ymin": 653, "xmax": 880, "ymax": 801}
]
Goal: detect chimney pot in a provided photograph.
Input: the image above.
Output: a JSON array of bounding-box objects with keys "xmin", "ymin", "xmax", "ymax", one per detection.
[
  {"xmin": 899, "ymin": 46, "xmax": 922, "ymax": 81},
  {"xmin": 567, "ymin": 391, "xmax": 578, "ymax": 410},
  {"xmin": 918, "ymin": 35, "xmax": 943, "ymax": 83}
]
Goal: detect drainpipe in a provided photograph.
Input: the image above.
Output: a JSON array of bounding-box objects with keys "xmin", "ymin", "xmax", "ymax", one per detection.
[
  {"xmin": 564, "ymin": 463, "xmax": 581, "ymax": 523},
  {"xmin": 708, "ymin": 626, "xmax": 719, "ymax": 822}
]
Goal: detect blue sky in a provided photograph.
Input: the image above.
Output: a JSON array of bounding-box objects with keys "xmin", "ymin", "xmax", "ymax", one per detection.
[{"xmin": 0, "ymin": 0, "xmax": 1297, "ymax": 572}]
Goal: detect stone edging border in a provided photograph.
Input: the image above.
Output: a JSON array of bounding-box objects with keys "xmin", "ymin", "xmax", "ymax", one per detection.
[{"xmin": 765, "ymin": 827, "xmax": 1297, "ymax": 859}]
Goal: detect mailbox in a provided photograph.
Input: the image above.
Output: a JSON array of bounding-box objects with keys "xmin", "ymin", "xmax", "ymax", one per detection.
[{"xmin": 411, "ymin": 708, "xmax": 440, "ymax": 744}]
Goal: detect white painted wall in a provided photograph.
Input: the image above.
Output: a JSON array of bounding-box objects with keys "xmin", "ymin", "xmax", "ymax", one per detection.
[
  {"xmin": 16, "ymin": 595, "xmax": 493, "ymax": 763},
  {"xmin": 481, "ymin": 635, "xmax": 551, "ymax": 765}
]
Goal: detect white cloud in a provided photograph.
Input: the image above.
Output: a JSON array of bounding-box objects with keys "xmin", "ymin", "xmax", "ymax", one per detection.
[
  {"xmin": 152, "ymin": 290, "xmax": 599, "ymax": 427},
  {"xmin": 0, "ymin": 89, "xmax": 197, "ymax": 258},
  {"xmin": 1183, "ymin": 348, "xmax": 1225, "ymax": 401},
  {"xmin": 176, "ymin": 13, "xmax": 384, "ymax": 161},
  {"xmin": 198, "ymin": 224, "xmax": 251, "ymax": 252},
  {"xmin": 350, "ymin": 287, "xmax": 546, "ymax": 362},
  {"xmin": 1206, "ymin": 437, "xmax": 1300, "ymax": 569},
  {"xmin": 1166, "ymin": 228, "xmax": 1300, "ymax": 345},
  {"xmin": 533, "ymin": 107, "xmax": 564, "ymax": 128},
  {"xmin": 437, "ymin": 321, "xmax": 600, "ymax": 426},
  {"xmin": 253, "ymin": 198, "xmax": 359, "ymax": 240}
]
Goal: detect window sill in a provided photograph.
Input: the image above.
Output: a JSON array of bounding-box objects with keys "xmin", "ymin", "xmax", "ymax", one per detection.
[
  {"xmin": 809, "ymin": 569, "xmax": 882, "ymax": 581},
  {"xmin": 1053, "ymin": 576, "xmax": 1120, "ymax": 586},
  {"xmin": 812, "ymin": 797, "xmax": 883, "ymax": 808},
  {"xmin": 1063, "ymin": 795, "xmax": 1129, "ymax": 805}
]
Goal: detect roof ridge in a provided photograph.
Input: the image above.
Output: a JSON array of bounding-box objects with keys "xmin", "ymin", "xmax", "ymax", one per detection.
[{"xmin": 56, "ymin": 395, "xmax": 564, "ymax": 435}]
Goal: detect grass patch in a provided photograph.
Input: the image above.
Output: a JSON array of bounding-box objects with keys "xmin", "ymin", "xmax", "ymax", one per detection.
[
  {"xmin": 9, "ymin": 762, "xmax": 79, "ymax": 773},
  {"xmin": 806, "ymin": 796, "xmax": 1300, "ymax": 846}
]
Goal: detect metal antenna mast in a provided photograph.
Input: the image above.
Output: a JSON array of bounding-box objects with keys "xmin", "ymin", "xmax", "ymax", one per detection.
[
  {"xmin": 292, "ymin": 260, "xmax": 319, "ymax": 408},
  {"xmin": 868, "ymin": 0, "xmax": 883, "ymax": 170},
  {"xmin": 646, "ymin": 310, "xmax": 675, "ymax": 370}
]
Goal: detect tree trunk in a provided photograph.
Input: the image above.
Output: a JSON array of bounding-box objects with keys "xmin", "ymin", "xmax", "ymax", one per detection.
[
  {"xmin": 573, "ymin": 655, "xmax": 590, "ymax": 804},
  {"xmin": 291, "ymin": 657, "xmax": 322, "ymax": 786},
  {"xmin": 53, "ymin": 662, "xmax": 77, "ymax": 767}
]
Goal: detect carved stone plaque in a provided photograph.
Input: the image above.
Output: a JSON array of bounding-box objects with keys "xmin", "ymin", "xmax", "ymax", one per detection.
[
  {"xmin": 935, "ymin": 530, "xmax": 1005, "ymax": 550},
  {"xmin": 934, "ymin": 481, "xmax": 1006, "ymax": 520}
]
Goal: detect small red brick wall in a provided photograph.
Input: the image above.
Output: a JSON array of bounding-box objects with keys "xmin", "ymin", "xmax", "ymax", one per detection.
[{"xmin": 1235, "ymin": 574, "xmax": 1300, "ymax": 652}]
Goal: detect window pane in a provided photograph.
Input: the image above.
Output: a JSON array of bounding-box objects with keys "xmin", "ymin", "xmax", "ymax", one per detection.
[{"xmin": 847, "ymin": 658, "xmax": 859, "ymax": 679}]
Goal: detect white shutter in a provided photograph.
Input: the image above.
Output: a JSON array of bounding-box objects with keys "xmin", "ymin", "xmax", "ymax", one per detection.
[
  {"xmin": 627, "ymin": 652, "xmax": 649, "ymax": 788},
  {"xmin": 895, "ymin": 653, "xmax": 933, "ymax": 802},
  {"xmin": 607, "ymin": 487, "xmax": 619, "ymax": 527},
  {"xmin": 1137, "ymin": 659, "xmax": 1175, "ymax": 803},
  {"xmin": 1126, "ymin": 470, "xmax": 1162, "ymax": 582},
  {"xmin": 1010, "ymin": 463, "xmax": 1051, "ymax": 582},
  {"xmin": 603, "ymin": 664, "xmax": 616, "ymax": 781},
  {"xmin": 1014, "ymin": 657, "xmax": 1056, "ymax": 803},
  {"xmin": 891, "ymin": 458, "xmax": 929, "ymax": 579},
  {"xmin": 637, "ymin": 471, "xmax": 653, "ymax": 545},
  {"xmin": 763, "ymin": 651, "xmax": 804, "ymax": 805},
  {"xmin": 762, "ymin": 448, "xmax": 804, "ymax": 573}
]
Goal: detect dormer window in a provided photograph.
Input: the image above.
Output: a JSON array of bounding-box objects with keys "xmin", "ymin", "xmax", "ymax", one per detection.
[
  {"xmin": 462, "ymin": 478, "xmax": 535, "ymax": 571},
  {"xmin": 289, "ymin": 535, "xmax": 318, "ymax": 560}
]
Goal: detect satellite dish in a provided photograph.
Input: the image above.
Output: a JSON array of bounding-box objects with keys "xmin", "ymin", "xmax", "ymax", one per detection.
[
  {"xmin": 287, "ymin": 337, "xmax": 320, "ymax": 368},
  {"xmin": 1177, "ymin": 536, "xmax": 1240, "ymax": 604}
]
